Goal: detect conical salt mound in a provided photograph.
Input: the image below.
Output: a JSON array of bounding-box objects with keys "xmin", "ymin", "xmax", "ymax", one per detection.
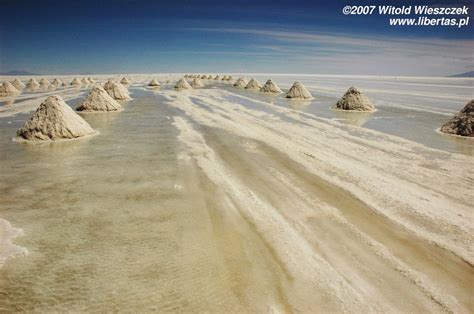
[
  {"xmin": 244, "ymin": 78, "xmax": 261, "ymax": 90},
  {"xmin": 16, "ymin": 95, "xmax": 97, "ymax": 141},
  {"xmin": 334, "ymin": 87, "xmax": 374, "ymax": 111},
  {"xmin": 227, "ymin": 76, "xmax": 233, "ymax": 81},
  {"xmin": 200, "ymin": 75, "xmax": 207, "ymax": 79},
  {"xmin": 285, "ymin": 81, "xmax": 313, "ymax": 99},
  {"xmin": 88, "ymin": 77, "xmax": 95, "ymax": 84},
  {"xmin": 207, "ymin": 75, "xmax": 213, "ymax": 79},
  {"xmin": 26, "ymin": 78, "xmax": 40, "ymax": 89},
  {"xmin": 121, "ymin": 77, "xmax": 131, "ymax": 85},
  {"xmin": 71, "ymin": 78, "xmax": 82, "ymax": 86},
  {"xmin": 76, "ymin": 86, "xmax": 122, "ymax": 112},
  {"xmin": 103, "ymin": 80, "xmax": 131, "ymax": 100},
  {"xmin": 11, "ymin": 78, "xmax": 25, "ymax": 90},
  {"xmin": 191, "ymin": 78, "xmax": 204, "ymax": 88},
  {"xmin": 81, "ymin": 78, "xmax": 90, "ymax": 85},
  {"xmin": 233, "ymin": 77, "xmax": 247, "ymax": 88},
  {"xmin": 440, "ymin": 100, "xmax": 473, "ymax": 137},
  {"xmin": 0, "ymin": 82, "xmax": 21, "ymax": 97},
  {"xmin": 51, "ymin": 78, "xmax": 62, "ymax": 86},
  {"xmin": 148, "ymin": 78, "xmax": 160, "ymax": 87},
  {"xmin": 221, "ymin": 75, "xmax": 228, "ymax": 81},
  {"xmin": 260, "ymin": 79, "xmax": 282, "ymax": 94},
  {"xmin": 174, "ymin": 78, "xmax": 192, "ymax": 90},
  {"xmin": 214, "ymin": 75, "xmax": 220, "ymax": 80},
  {"xmin": 39, "ymin": 78, "xmax": 50, "ymax": 86}
]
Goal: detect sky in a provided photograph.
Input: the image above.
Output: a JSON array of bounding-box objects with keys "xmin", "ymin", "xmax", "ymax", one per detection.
[{"xmin": 0, "ymin": 0, "xmax": 473, "ymax": 76}]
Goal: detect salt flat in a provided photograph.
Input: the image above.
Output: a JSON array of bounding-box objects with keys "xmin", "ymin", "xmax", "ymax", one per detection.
[{"xmin": 0, "ymin": 75, "xmax": 472, "ymax": 312}]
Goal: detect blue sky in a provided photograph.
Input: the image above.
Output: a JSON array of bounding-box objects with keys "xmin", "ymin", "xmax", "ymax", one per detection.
[{"xmin": 0, "ymin": 0, "xmax": 472, "ymax": 76}]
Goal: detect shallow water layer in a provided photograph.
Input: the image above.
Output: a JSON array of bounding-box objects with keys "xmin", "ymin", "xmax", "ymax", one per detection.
[{"xmin": 0, "ymin": 77, "xmax": 473, "ymax": 312}]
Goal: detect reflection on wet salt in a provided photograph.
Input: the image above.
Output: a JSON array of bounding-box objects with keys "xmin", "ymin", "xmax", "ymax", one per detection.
[
  {"xmin": 286, "ymin": 99, "xmax": 312, "ymax": 111},
  {"xmin": 332, "ymin": 110, "xmax": 373, "ymax": 127}
]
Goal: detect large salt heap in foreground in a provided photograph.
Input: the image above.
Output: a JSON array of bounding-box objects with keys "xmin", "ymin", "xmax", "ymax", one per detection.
[
  {"xmin": 11, "ymin": 78, "xmax": 25, "ymax": 90},
  {"xmin": 260, "ymin": 79, "xmax": 282, "ymax": 94},
  {"xmin": 440, "ymin": 100, "xmax": 473, "ymax": 137},
  {"xmin": 104, "ymin": 80, "xmax": 131, "ymax": 100},
  {"xmin": 285, "ymin": 81, "xmax": 313, "ymax": 99},
  {"xmin": 0, "ymin": 82, "xmax": 21, "ymax": 97},
  {"xmin": 233, "ymin": 77, "xmax": 247, "ymax": 88},
  {"xmin": 191, "ymin": 78, "xmax": 204, "ymax": 88},
  {"xmin": 174, "ymin": 78, "xmax": 192, "ymax": 90},
  {"xmin": 76, "ymin": 86, "xmax": 123, "ymax": 112},
  {"xmin": 244, "ymin": 78, "xmax": 261, "ymax": 91},
  {"xmin": 148, "ymin": 79, "xmax": 160, "ymax": 87},
  {"xmin": 16, "ymin": 95, "xmax": 97, "ymax": 141},
  {"xmin": 334, "ymin": 87, "xmax": 375, "ymax": 112}
]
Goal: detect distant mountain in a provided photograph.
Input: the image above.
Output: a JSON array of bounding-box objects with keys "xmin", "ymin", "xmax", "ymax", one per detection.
[
  {"xmin": 449, "ymin": 71, "xmax": 474, "ymax": 78},
  {"xmin": 0, "ymin": 70, "xmax": 40, "ymax": 76}
]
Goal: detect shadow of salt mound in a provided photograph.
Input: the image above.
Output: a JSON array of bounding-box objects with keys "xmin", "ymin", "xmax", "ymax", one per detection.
[
  {"xmin": 287, "ymin": 99, "xmax": 312, "ymax": 111},
  {"xmin": 333, "ymin": 110, "xmax": 373, "ymax": 127}
]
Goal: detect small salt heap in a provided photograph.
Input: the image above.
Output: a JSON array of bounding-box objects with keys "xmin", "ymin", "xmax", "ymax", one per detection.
[
  {"xmin": 260, "ymin": 79, "xmax": 282, "ymax": 94},
  {"xmin": 71, "ymin": 78, "xmax": 82, "ymax": 86},
  {"xmin": 16, "ymin": 95, "xmax": 97, "ymax": 141},
  {"xmin": 103, "ymin": 80, "xmax": 131, "ymax": 100},
  {"xmin": 233, "ymin": 77, "xmax": 248, "ymax": 88},
  {"xmin": 148, "ymin": 79, "xmax": 161, "ymax": 87},
  {"xmin": 191, "ymin": 78, "xmax": 204, "ymax": 88},
  {"xmin": 26, "ymin": 78, "xmax": 40, "ymax": 89},
  {"xmin": 244, "ymin": 78, "xmax": 261, "ymax": 91},
  {"xmin": 121, "ymin": 77, "xmax": 131, "ymax": 85},
  {"xmin": 0, "ymin": 82, "xmax": 21, "ymax": 97},
  {"xmin": 11, "ymin": 78, "xmax": 25, "ymax": 90},
  {"xmin": 285, "ymin": 81, "xmax": 313, "ymax": 99},
  {"xmin": 440, "ymin": 100, "xmax": 473, "ymax": 137},
  {"xmin": 39, "ymin": 78, "xmax": 50, "ymax": 86},
  {"xmin": 76, "ymin": 86, "xmax": 123, "ymax": 112},
  {"xmin": 334, "ymin": 87, "xmax": 375, "ymax": 111},
  {"xmin": 174, "ymin": 78, "xmax": 192, "ymax": 90},
  {"xmin": 214, "ymin": 75, "xmax": 220, "ymax": 80}
]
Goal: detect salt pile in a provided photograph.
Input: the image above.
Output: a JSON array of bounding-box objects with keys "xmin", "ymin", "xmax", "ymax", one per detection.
[
  {"xmin": 174, "ymin": 78, "xmax": 192, "ymax": 90},
  {"xmin": 440, "ymin": 100, "xmax": 473, "ymax": 137},
  {"xmin": 334, "ymin": 87, "xmax": 375, "ymax": 111},
  {"xmin": 76, "ymin": 86, "xmax": 123, "ymax": 112},
  {"xmin": 11, "ymin": 78, "xmax": 25, "ymax": 90},
  {"xmin": 88, "ymin": 77, "xmax": 95, "ymax": 84},
  {"xmin": 39, "ymin": 78, "xmax": 50, "ymax": 86},
  {"xmin": 191, "ymin": 78, "xmax": 204, "ymax": 88},
  {"xmin": 103, "ymin": 80, "xmax": 131, "ymax": 100},
  {"xmin": 244, "ymin": 78, "xmax": 261, "ymax": 90},
  {"xmin": 71, "ymin": 78, "xmax": 82, "ymax": 86},
  {"xmin": 0, "ymin": 82, "xmax": 21, "ymax": 97},
  {"xmin": 16, "ymin": 95, "xmax": 97, "ymax": 141},
  {"xmin": 233, "ymin": 77, "xmax": 248, "ymax": 88},
  {"xmin": 221, "ymin": 75, "xmax": 228, "ymax": 81},
  {"xmin": 121, "ymin": 77, "xmax": 131, "ymax": 85},
  {"xmin": 51, "ymin": 78, "xmax": 62, "ymax": 86},
  {"xmin": 260, "ymin": 79, "xmax": 282, "ymax": 94},
  {"xmin": 207, "ymin": 75, "xmax": 213, "ymax": 79},
  {"xmin": 285, "ymin": 81, "xmax": 313, "ymax": 99},
  {"xmin": 227, "ymin": 76, "xmax": 233, "ymax": 81},
  {"xmin": 200, "ymin": 75, "xmax": 207, "ymax": 79},
  {"xmin": 148, "ymin": 79, "xmax": 161, "ymax": 87},
  {"xmin": 26, "ymin": 78, "xmax": 40, "ymax": 89},
  {"xmin": 214, "ymin": 75, "xmax": 220, "ymax": 80}
]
